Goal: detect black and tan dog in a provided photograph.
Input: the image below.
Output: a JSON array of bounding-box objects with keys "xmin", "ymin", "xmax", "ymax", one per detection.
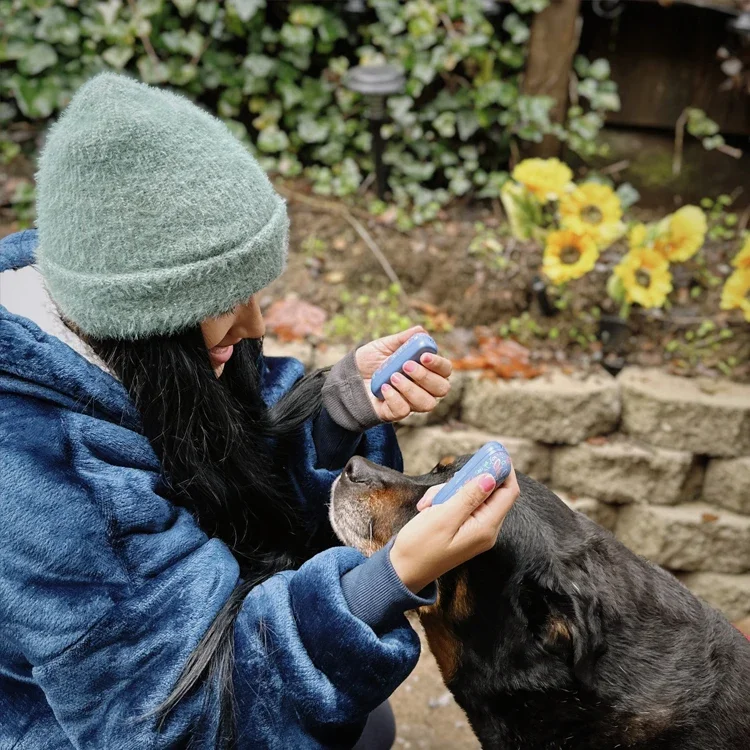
[{"xmin": 330, "ymin": 454, "xmax": 750, "ymax": 750}]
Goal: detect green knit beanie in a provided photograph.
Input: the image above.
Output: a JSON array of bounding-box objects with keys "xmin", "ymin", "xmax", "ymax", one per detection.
[{"xmin": 36, "ymin": 73, "xmax": 288, "ymax": 339}]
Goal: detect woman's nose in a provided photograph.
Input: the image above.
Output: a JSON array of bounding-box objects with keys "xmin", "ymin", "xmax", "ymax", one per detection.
[{"xmin": 234, "ymin": 297, "xmax": 265, "ymax": 339}]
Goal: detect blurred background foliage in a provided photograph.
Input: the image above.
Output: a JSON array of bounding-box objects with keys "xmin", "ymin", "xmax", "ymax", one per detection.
[{"xmin": 0, "ymin": 0, "xmax": 619, "ymax": 226}]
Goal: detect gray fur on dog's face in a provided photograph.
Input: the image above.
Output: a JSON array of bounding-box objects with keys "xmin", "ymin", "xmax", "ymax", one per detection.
[{"xmin": 329, "ymin": 454, "xmax": 462, "ymax": 556}]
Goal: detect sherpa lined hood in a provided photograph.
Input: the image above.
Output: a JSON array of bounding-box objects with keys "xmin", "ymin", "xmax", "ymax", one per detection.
[{"xmin": 0, "ymin": 229, "xmax": 136, "ymax": 426}]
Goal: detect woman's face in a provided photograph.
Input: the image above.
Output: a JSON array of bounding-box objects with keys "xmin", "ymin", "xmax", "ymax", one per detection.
[{"xmin": 200, "ymin": 296, "xmax": 265, "ymax": 376}]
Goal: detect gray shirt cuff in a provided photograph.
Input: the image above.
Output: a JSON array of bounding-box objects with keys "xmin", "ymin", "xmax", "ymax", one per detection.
[
  {"xmin": 322, "ymin": 349, "xmax": 381, "ymax": 433},
  {"xmin": 340, "ymin": 539, "xmax": 437, "ymax": 632}
]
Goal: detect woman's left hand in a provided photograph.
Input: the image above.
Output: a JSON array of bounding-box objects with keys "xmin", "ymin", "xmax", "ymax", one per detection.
[{"xmin": 355, "ymin": 326, "xmax": 452, "ymax": 422}]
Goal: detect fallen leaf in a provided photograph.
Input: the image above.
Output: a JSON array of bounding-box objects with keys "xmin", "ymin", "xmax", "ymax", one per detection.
[
  {"xmin": 409, "ymin": 299, "xmax": 440, "ymax": 315},
  {"xmin": 701, "ymin": 513, "xmax": 719, "ymax": 523},
  {"xmin": 426, "ymin": 311, "xmax": 455, "ymax": 333},
  {"xmin": 376, "ymin": 206, "xmax": 398, "ymax": 225},
  {"xmin": 264, "ymin": 298, "xmax": 327, "ymax": 342},
  {"xmin": 453, "ymin": 330, "xmax": 542, "ymax": 379},
  {"xmin": 324, "ymin": 270, "xmax": 345, "ymax": 284}
]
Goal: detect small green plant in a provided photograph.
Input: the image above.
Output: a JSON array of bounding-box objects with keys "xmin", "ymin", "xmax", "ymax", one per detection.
[
  {"xmin": 700, "ymin": 195, "xmax": 738, "ymax": 242},
  {"xmin": 300, "ymin": 234, "xmax": 328, "ymax": 257},
  {"xmin": 664, "ymin": 323, "xmax": 735, "ymax": 371},
  {"xmin": 673, "ymin": 108, "xmax": 743, "ymax": 176},
  {"xmin": 327, "ymin": 284, "xmax": 415, "ymax": 342},
  {"xmin": 0, "ymin": 138, "xmax": 21, "ymax": 165},
  {"xmin": 468, "ymin": 222, "xmax": 509, "ymax": 271}
]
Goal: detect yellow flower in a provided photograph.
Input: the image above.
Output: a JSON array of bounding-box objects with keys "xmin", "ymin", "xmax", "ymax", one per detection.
[
  {"xmin": 720, "ymin": 269, "xmax": 750, "ymax": 322},
  {"xmin": 542, "ymin": 230, "xmax": 599, "ymax": 284},
  {"xmin": 654, "ymin": 205, "xmax": 707, "ymax": 262},
  {"xmin": 614, "ymin": 247, "xmax": 673, "ymax": 308},
  {"xmin": 731, "ymin": 235, "xmax": 750, "ymax": 270},
  {"xmin": 512, "ymin": 158, "xmax": 573, "ymax": 202},
  {"xmin": 628, "ymin": 222, "xmax": 649, "ymax": 251},
  {"xmin": 559, "ymin": 182, "xmax": 625, "ymax": 249}
]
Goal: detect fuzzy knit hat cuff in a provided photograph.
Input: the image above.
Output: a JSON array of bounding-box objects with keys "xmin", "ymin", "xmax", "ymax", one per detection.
[
  {"xmin": 35, "ymin": 73, "xmax": 289, "ymax": 340},
  {"xmin": 40, "ymin": 198, "xmax": 288, "ymax": 341}
]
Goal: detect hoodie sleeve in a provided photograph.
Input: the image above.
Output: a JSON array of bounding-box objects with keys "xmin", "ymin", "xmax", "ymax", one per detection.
[
  {"xmin": 261, "ymin": 353, "xmax": 404, "ymax": 522},
  {"xmin": 0, "ymin": 394, "xmax": 419, "ymax": 749}
]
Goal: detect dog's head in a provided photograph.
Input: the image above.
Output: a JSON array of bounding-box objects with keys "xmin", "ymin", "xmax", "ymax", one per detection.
[
  {"xmin": 329, "ymin": 454, "xmax": 464, "ymax": 556},
  {"xmin": 329, "ymin": 453, "xmax": 606, "ymax": 694}
]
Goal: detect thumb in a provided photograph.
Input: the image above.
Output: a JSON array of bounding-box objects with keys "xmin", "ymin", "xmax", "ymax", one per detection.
[
  {"xmin": 378, "ymin": 325, "xmax": 427, "ymax": 353},
  {"xmin": 441, "ymin": 474, "xmax": 496, "ymax": 528}
]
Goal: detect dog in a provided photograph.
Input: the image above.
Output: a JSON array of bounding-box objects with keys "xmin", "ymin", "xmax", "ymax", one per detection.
[{"xmin": 330, "ymin": 454, "xmax": 750, "ymax": 749}]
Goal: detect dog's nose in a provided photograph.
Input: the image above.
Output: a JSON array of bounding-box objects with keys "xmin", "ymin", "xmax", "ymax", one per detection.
[{"xmin": 344, "ymin": 456, "xmax": 369, "ymax": 484}]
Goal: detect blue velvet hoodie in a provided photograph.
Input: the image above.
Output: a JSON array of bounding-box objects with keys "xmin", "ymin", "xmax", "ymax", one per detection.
[{"xmin": 0, "ymin": 230, "xmax": 423, "ymax": 749}]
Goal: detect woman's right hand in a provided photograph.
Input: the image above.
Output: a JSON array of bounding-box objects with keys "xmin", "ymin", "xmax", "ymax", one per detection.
[{"xmin": 389, "ymin": 467, "xmax": 520, "ymax": 594}]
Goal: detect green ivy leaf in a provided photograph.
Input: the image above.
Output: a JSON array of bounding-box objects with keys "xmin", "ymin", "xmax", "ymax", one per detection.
[
  {"xmin": 616, "ymin": 182, "xmax": 640, "ymax": 209},
  {"xmin": 96, "ymin": 0, "xmax": 122, "ymax": 26},
  {"xmin": 511, "ymin": 0, "xmax": 548, "ymax": 12},
  {"xmin": 18, "ymin": 43, "xmax": 58, "ymax": 76},
  {"xmin": 258, "ymin": 125, "xmax": 289, "ymax": 153},
  {"xmin": 702, "ymin": 134, "xmax": 724, "ymax": 150},
  {"xmin": 228, "ymin": 0, "xmax": 264, "ymax": 22},
  {"xmin": 433, "ymin": 111, "xmax": 456, "ymax": 138},
  {"xmin": 475, "ymin": 79, "xmax": 516, "ymax": 109},
  {"xmin": 502, "ymin": 14, "xmax": 529, "ymax": 45},
  {"xmin": 298, "ymin": 114, "xmax": 330, "ymax": 144},
  {"xmin": 36, "ymin": 7, "xmax": 81, "ymax": 45},
  {"xmin": 137, "ymin": 55, "xmax": 170, "ymax": 83},
  {"xmin": 289, "ymin": 4, "xmax": 325, "ymax": 28},
  {"xmin": 10, "ymin": 75, "xmax": 57, "ymax": 118},
  {"xmin": 243, "ymin": 54, "xmax": 275, "ymax": 78},
  {"xmin": 457, "ymin": 110, "xmax": 479, "ymax": 141},
  {"xmin": 280, "ymin": 23, "xmax": 313, "ymax": 49},
  {"xmin": 276, "ymin": 80, "xmax": 303, "ymax": 109},
  {"xmin": 172, "ymin": 0, "xmax": 196, "ymax": 16},
  {"xmin": 102, "ymin": 45, "xmax": 133, "ymax": 69},
  {"xmin": 588, "ymin": 58, "xmax": 611, "ymax": 81}
]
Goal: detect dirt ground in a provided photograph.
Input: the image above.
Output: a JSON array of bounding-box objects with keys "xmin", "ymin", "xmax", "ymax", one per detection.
[
  {"xmin": 391, "ymin": 622, "xmax": 479, "ymax": 750},
  {"xmin": 264, "ymin": 181, "xmax": 750, "ymax": 382}
]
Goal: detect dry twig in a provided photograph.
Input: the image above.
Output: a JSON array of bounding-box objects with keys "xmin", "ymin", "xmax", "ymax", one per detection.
[{"xmin": 276, "ymin": 185, "xmax": 407, "ymax": 299}]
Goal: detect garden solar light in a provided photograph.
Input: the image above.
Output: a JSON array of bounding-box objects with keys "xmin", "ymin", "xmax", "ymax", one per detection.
[
  {"xmin": 344, "ymin": 63, "xmax": 405, "ymax": 200},
  {"xmin": 592, "ymin": 0, "xmax": 624, "ymax": 19},
  {"xmin": 531, "ymin": 275, "xmax": 556, "ymax": 317}
]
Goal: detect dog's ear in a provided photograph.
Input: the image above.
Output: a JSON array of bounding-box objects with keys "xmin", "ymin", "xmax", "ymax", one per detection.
[
  {"xmin": 524, "ymin": 577, "xmax": 606, "ymax": 688},
  {"xmin": 564, "ymin": 594, "xmax": 606, "ymax": 686}
]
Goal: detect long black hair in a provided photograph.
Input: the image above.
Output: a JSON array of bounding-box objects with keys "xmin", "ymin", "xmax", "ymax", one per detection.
[{"xmin": 88, "ymin": 328, "xmax": 330, "ymax": 746}]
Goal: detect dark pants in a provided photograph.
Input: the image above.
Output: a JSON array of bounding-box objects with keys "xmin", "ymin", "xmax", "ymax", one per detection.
[{"xmin": 352, "ymin": 702, "xmax": 396, "ymax": 750}]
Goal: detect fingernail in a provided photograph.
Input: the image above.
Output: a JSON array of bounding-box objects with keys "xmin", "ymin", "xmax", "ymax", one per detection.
[
  {"xmin": 381, "ymin": 383, "xmax": 392, "ymax": 393},
  {"xmin": 421, "ymin": 353, "xmax": 433, "ymax": 364},
  {"xmin": 391, "ymin": 372, "xmax": 404, "ymax": 384},
  {"xmin": 403, "ymin": 361, "xmax": 416, "ymax": 374},
  {"xmin": 478, "ymin": 474, "xmax": 496, "ymax": 493}
]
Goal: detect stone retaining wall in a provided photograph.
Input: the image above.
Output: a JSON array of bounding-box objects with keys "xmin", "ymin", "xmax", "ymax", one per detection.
[{"xmin": 265, "ymin": 338, "xmax": 750, "ymax": 623}]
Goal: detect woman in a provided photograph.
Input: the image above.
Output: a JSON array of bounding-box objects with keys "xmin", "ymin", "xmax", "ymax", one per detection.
[{"xmin": 0, "ymin": 74, "xmax": 519, "ymax": 749}]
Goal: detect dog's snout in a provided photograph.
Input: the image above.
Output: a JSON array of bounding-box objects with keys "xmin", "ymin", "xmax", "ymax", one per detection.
[{"xmin": 344, "ymin": 456, "xmax": 370, "ymax": 484}]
